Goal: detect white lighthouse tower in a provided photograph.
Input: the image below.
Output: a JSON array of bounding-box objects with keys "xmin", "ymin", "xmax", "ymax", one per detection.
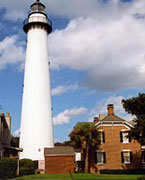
[{"xmin": 20, "ymin": 0, "xmax": 54, "ymax": 161}]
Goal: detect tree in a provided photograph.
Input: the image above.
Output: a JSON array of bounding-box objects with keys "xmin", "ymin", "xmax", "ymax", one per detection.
[
  {"xmin": 69, "ymin": 122, "xmax": 101, "ymax": 173},
  {"xmin": 10, "ymin": 136, "xmax": 19, "ymax": 156},
  {"xmin": 122, "ymin": 93, "xmax": 145, "ymax": 145},
  {"xmin": 54, "ymin": 141, "xmax": 72, "ymax": 146},
  {"xmin": 10, "ymin": 136, "xmax": 19, "ymax": 147}
]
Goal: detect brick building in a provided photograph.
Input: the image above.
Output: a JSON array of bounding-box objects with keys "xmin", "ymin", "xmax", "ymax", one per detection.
[
  {"xmin": 0, "ymin": 112, "xmax": 22, "ymax": 158},
  {"xmin": 0, "ymin": 112, "xmax": 11, "ymax": 157},
  {"xmin": 90, "ymin": 104, "xmax": 142, "ymax": 173},
  {"xmin": 44, "ymin": 146, "xmax": 74, "ymax": 174}
]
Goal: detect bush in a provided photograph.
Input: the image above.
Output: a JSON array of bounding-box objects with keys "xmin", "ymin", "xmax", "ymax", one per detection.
[
  {"xmin": 137, "ymin": 176, "xmax": 145, "ymax": 180},
  {"xmin": 0, "ymin": 157, "xmax": 17, "ymax": 179},
  {"xmin": 19, "ymin": 158, "xmax": 35, "ymax": 176},
  {"xmin": 100, "ymin": 169, "xmax": 145, "ymax": 174}
]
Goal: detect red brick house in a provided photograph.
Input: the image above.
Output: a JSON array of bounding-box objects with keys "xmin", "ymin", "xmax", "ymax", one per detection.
[
  {"xmin": 90, "ymin": 104, "xmax": 142, "ymax": 173},
  {"xmin": 44, "ymin": 146, "xmax": 74, "ymax": 174}
]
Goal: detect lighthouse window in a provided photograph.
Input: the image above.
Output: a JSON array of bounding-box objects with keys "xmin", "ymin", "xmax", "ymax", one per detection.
[
  {"xmin": 32, "ymin": 5, "xmax": 39, "ymax": 11},
  {"xmin": 32, "ymin": 5, "xmax": 45, "ymax": 12}
]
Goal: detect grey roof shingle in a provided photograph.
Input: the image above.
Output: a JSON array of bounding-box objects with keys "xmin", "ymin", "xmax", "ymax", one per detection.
[
  {"xmin": 44, "ymin": 146, "xmax": 74, "ymax": 156},
  {"xmin": 101, "ymin": 115, "xmax": 125, "ymax": 122}
]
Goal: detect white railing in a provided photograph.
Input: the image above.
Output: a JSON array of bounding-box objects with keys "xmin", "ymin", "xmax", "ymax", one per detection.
[{"xmin": 23, "ymin": 16, "xmax": 52, "ymax": 26}]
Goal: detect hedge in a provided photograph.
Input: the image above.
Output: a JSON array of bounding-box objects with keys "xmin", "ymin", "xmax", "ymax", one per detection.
[
  {"xmin": 19, "ymin": 158, "xmax": 35, "ymax": 176},
  {"xmin": 0, "ymin": 157, "xmax": 17, "ymax": 179},
  {"xmin": 100, "ymin": 169, "xmax": 145, "ymax": 174}
]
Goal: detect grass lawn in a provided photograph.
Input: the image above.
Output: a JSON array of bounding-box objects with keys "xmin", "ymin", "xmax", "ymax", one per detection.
[{"xmin": 10, "ymin": 173, "xmax": 145, "ymax": 180}]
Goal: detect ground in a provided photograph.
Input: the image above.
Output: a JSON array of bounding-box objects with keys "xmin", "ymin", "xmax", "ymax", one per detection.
[{"xmin": 10, "ymin": 173, "xmax": 145, "ymax": 180}]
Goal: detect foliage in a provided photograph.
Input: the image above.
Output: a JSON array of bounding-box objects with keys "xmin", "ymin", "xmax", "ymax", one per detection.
[
  {"xmin": 69, "ymin": 122, "xmax": 100, "ymax": 173},
  {"xmin": 0, "ymin": 157, "xmax": 17, "ymax": 179},
  {"xmin": 122, "ymin": 93, "xmax": 145, "ymax": 144},
  {"xmin": 10, "ymin": 136, "xmax": 20, "ymax": 156},
  {"xmin": 19, "ymin": 159, "xmax": 35, "ymax": 176},
  {"xmin": 69, "ymin": 122, "xmax": 100, "ymax": 149},
  {"xmin": 10, "ymin": 136, "xmax": 19, "ymax": 147},
  {"xmin": 100, "ymin": 169, "xmax": 145, "ymax": 174},
  {"xmin": 137, "ymin": 175, "xmax": 145, "ymax": 180},
  {"xmin": 55, "ymin": 141, "xmax": 72, "ymax": 146}
]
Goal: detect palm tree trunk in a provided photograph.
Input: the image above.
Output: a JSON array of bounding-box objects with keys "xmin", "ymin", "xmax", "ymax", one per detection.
[{"xmin": 84, "ymin": 143, "xmax": 90, "ymax": 173}]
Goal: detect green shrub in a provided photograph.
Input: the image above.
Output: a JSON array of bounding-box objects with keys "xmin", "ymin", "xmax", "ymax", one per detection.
[
  {"xmin": 100, "ymin": 169, "xmax": 145, "ymax": 174},
  {"xmin": 0, "ymin": 157, "xmax": 17, "ymax": 179},
  {"xmin": 137, "ymin": 176, "xmax": 145, "ymax": 180},
  {"xmin": 19, "ymin": 158, "xmax": 35, "ymax": 176}
]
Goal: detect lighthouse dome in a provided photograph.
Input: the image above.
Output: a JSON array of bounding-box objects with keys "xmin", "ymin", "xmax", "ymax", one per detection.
[{"xmin": 29, "ymin": 0, "xmax": 47, "ymax": 17}]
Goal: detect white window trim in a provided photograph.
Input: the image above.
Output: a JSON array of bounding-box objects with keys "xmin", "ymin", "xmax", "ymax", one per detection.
[
  {"xmin": 96, "ymin": 150, "xmax": 104, "ymax": 152},
  {"xmin": 121, "ymin": 130, "xmax": 130, "ymax": 144},
  {"xmin": 122, "ymin": 149, "xmax": 131, "ymax": 152},
  {"xmin": 98, "ymin": 130, "xmax": 103, "ymax": 132},
  {"xmin": 121, "ymin": 129, "xmax": 129, "ymax": 132},
  {"xmin": 96, "ymin": 150, "xmax": 105, "ymax": 165},
  {"xmin": 122, "ymin": 150, "xmax": 131, "ymax": 164},
  {"xmin": 98, "ymin": 130, "xmax": 105, "ymax": 144}
]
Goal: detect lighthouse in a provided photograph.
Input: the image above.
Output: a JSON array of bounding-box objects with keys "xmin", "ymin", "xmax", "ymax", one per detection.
[{"xmin": 20, "ymin": 0, "xmax": 54, "ymax": 161}]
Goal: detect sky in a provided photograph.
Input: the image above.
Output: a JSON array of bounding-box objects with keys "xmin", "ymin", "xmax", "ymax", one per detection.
[{"xmin": 0, "ymin": 0, "xmax": 145, "ymax": 142}]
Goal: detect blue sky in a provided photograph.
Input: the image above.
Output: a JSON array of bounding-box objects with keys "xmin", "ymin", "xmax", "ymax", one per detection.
[{"xmin": 0, "ymin": 0, "xmax": 145, "ymax": 142}]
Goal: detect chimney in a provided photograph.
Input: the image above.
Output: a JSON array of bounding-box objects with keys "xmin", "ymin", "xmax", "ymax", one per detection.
[
  {"xmin": 94, "ymin": 117, "xmax": 99, "ymax": 123},
  {"xmin": 6, "ymin": 112, "xmax": 10, "ymax": 117},
  {"xmin": 5, "ymin": 112, "xmax": 11, "ymax": 131},
  {"xmin": 107, "ymin": 104, "xmax": 114, "ymax": 115}
]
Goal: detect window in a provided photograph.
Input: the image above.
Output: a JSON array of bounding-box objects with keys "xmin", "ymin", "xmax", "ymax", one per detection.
[
  {"xmin": 120, "ymin": 131, "xmax": 131, "ymax": 143},
  {"xmin": 121, "ymin": 150, "xmax": 132, "ymax": 164},
  {"xmin": 94, "ymin": 150, "xmax": 106, "ymax": 164},
  {"xmin": 99, "ymin": 130, "xmax": 105, "ymax": 143}
]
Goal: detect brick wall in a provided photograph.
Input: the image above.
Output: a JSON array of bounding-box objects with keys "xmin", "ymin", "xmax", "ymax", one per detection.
[
  {"xmin": 90, "ymin": 126, "xmax": 142, "ymax": 173},
  {"xmin": 45, "ymin": 155, "xmax": 74, "ymax": 174}
]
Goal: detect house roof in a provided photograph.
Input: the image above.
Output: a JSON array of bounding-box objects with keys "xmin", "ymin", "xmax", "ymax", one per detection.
[
  {"xmin": 0, "ymin": 113, "xmax": 4, "ymax": 117},
  {"xmin": 44, "ymin": 146, "xmax": 74, "ymax": 156},
  {"xmin": 4, "ymin": 145, "xmax": 23, "ymax": 152},
  {"xmin": 75, "ymin": 122, "xmax": 95, "ymax": 126},
  {"xmin": 95, "ymin": 114, "xmax": 133, "ymax": 129},
  {"xmin": 101, "ymin": 114, "xmax": 125, "ymax": 122}
]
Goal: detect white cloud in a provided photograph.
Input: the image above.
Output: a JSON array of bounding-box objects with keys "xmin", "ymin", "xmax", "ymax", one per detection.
[
  {"xmin": 53, "ymin": 107, "xmax": 88, "ymax": 125},
  {"xmin": 0, "ymin": 0, "xmax": 97, "ymax": 21},
  {"xmin": 0, "ymin": 0, "xmax": 145, "ymax": 21},
  {"xmin": 49, "ymin": 4, "xmax": 145, "ymax": 92},
  {"xmin": 90, "ymin": 95, "xmax": 133, "ymax": 121},
  {"xmin": 4, "ymin": 10, "xmax": 26, "ymax": 21},
  {"xmin": 1, "ymin": 0, "xmax": 145, "ymax": 92},
  {"xmin": 0, "ymin": 0, "xmax": 116, "ymax": 21},
  {"xmin": 51, "ymin": 84, "xmax": 78, "ymax": 96},
  {"xmin": 0, "ymin": 35, "xmax": 25, "ymax": 70},
  {"xmin": 0, "ymin": 0, "xmax": 29, "ymax": 21}
]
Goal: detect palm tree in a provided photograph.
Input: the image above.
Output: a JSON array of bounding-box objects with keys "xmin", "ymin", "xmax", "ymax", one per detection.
[{"xmin": 69, "ymin": 122, "xmax": 101, "ymax": 173}]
